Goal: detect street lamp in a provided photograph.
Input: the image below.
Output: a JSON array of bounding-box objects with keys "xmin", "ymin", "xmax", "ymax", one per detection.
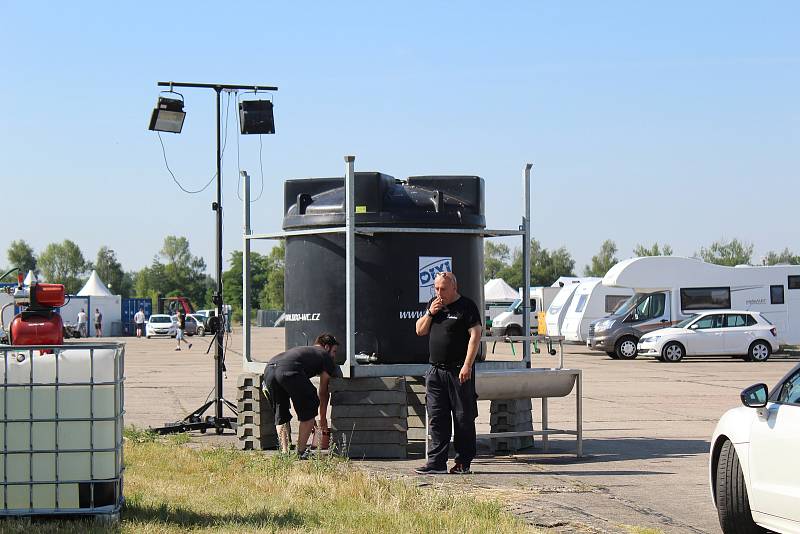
[{"xmin": 149, "ymin": 81, "xmax": 278, "ymax": 435}]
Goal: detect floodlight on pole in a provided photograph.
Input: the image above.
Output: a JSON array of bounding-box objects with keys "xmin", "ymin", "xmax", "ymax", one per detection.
[{"xmin": 148, "ymin": 95, "xmax": 186, "ymax": 133}]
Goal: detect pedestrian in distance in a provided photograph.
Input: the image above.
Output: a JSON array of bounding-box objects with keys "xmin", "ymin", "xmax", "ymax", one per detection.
[
  {"xmin": 76, "ymin": 308, "xmax": 88, "ymax": 338},
  {"xmin": 133, "ymin": 306, "xmax": 146, "ymax": 339},
  {"xmin": 262, "ymin": 333, "xmax": 342, "ymax": 458},
  {"xmin": 94, "ymin": 308, "xmax": 103, "ymax": 337},
  {"xmin": 174, "ymin": 308, "xmax": 192, "ymax": 351},
  {"xmin": 414, "ymin": 271, "xmax": 481, "ymax": 475}
]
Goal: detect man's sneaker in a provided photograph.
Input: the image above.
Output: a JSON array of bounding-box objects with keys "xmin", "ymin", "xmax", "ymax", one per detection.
[
  {"xmin": 414, "ymin": 464, "xmax": 447, "ymax": 475},
  {"xmin": 174, "ymin": 347, "xmax": 181, "ymax": 351},
  {"xmin": 298, "ymin": 448, "xmax": 313, "ymax": 460},
  {"xmin": 449, "ymin": 463, "xmax": 472, "ymax": 475},
  {"xmin": 188, "ymin": 343, "xmax": 192, "ymax": 350}
]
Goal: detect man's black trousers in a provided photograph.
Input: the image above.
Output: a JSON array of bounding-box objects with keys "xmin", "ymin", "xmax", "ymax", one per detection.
[{"xmin": 425, "ymin": 365, "xmax": 478, "ymax": 468}]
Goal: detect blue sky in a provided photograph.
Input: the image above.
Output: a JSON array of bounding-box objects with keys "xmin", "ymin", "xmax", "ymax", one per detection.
[{"xmin": 2, "ymin": 2, "xmax": 798, "ymax": 276}]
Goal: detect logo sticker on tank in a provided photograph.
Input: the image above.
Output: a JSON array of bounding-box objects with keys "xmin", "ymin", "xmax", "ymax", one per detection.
[{"xmin": 418, "ymin": 256, "xmax": 452, "ymax": 303}]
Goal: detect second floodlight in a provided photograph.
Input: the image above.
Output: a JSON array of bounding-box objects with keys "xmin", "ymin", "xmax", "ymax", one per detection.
[
  {"xmin": 148, "ymin": 96, "xmax": 186, "ymax": 133},
  {"xmin": 239, "ymin": 99, "xmax": 275, "ymax": 135}
]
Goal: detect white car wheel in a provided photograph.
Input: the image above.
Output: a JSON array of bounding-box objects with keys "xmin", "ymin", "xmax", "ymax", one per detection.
[
  {"xmin": 747, "ymin": 341, "xmax": 771, "ymax": 363},
  {"xmin": 662, "ymin": 342, "xmax": 684, "ymax": 362}
]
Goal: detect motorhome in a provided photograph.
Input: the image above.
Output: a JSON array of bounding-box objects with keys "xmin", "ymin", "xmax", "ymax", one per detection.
[
  {"xmin": 586, "ymin": 256, "xmax": 800, "ymax": 359},
  {"xmin": 561, "ymin": 280, "xmax": 633, "ymax": 343},
  {"xmin": 490, "ymin": 286, "xmax": 560, "ymax": 336},
  {"xmin": 543, "ymin": 278, "xmax": 599, "ymax": 336}
]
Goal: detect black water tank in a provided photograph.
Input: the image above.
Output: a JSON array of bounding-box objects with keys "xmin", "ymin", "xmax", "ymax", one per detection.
[{"xmin": 282, "ymin": 172, "xmax": 485, "ymax": 364}]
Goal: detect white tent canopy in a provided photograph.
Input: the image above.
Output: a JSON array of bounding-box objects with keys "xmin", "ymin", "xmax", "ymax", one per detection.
[
  {"xmin": 484, "ymin": 278, "xmax": 519, "ymax": 302},
  {"xmin": 78, "ymin": 270, "xmax": 114, "ymax": 297},
  {"xmin": 24, "ymin": 270, "xmax": 38, "ymax": 285}
]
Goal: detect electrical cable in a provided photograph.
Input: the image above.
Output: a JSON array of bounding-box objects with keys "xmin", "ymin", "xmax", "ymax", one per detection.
[{"xmin": 155, "ymin": 89, "xmax": 234, "ymax": 195}]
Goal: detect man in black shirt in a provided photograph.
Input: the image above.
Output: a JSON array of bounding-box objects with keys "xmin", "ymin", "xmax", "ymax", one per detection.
[
  {"xmin": 414, "ymin": 271, "xmax": 481, "ymax": 474},
  {"xmin": 264, "ymin": 333, "xmax": 342, "ymax": 457}
]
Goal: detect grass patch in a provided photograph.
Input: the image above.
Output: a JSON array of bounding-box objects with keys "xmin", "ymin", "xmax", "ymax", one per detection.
[{"xmin": 0, "ymin": 437, "xmax": 533, "ymax": 533}]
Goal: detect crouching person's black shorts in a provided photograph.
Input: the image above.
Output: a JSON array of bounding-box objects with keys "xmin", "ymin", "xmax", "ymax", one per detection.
[{"xmin": 264, "ymin": 364, "xmax": 319, "ymax": 425}]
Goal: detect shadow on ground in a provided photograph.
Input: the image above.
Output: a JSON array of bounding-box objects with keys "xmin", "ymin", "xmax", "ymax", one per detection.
[{"xmin": 122, "ymin": 502, "xmax": 309, "ymax": 529}]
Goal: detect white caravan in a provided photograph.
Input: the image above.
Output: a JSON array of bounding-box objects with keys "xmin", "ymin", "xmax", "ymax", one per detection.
[
  {"xmin": 490, "ymin": 286, "xmax": 560, "ymax": 337},
  {"xmin": 544, "ymin": 277, "xmax": 599, "ymax": 337},
  {"xmin": 587, "ymin": 256, "xmax": 800, "ymax": 358},
  {"xmin": 561, "ymin": 280, "xmax": 633, "ymax": 343}
]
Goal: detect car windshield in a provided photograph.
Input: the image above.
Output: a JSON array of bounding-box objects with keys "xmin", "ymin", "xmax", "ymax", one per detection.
[
  {"xmin": 606, "ymin": 293, "xmax": 641, "ymax": 317},
  {"xmin": 507, "ymin": 299, "xmax": 522, "ymax": 313},
  {"xmin": 675, "ymin": 315, "xmax": 698, "ymax": 328},
  {"xmin": 150, "ymin": 316, "xmax": 171, "ymax": 324}
]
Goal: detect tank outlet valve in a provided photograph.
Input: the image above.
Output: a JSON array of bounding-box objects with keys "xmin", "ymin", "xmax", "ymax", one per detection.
[{"xmin": 355, "ymin": 352, "xmax": 379, "ymax": 364}]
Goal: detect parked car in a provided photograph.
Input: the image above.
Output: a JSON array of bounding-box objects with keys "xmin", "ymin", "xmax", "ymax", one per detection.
[
  {"xmin": 146, "ymin": 314, "xmax": 177, "ymax": 338},
  {"xmin": 636, "ymin": 311, "xmax": 779, "ymax": 362},
  {"xmin": 187, "ymin": 313, "xmax": 206, "ymax": 336},
  {"xmin": 709, "ymin": 363, "xmax": 800, "ymax": 533}
]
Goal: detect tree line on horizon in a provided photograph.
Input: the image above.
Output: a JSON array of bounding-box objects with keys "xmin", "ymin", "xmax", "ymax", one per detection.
[
  {"xmin": 5, "ymin": 237, "xmax": 799, "ymax": 321},
  {"xmin": 485, "ymin": 238, "xmax": 800, "ymax": 289}
]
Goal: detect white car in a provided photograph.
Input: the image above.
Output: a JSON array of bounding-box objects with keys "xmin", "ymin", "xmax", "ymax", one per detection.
[
  {"xmin": 709, "ymin": 363, "xmax": 800, "ymax": 533},
  {"xmin": 146, "ymin": 314, "xmax": 177, "ymax": 338},
  {"xmin": 636, "ymin": 310, "xmax": 779, "ymax": 362}
]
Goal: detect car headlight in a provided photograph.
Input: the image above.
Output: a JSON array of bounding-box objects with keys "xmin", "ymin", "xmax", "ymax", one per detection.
[
  {"xmin": 595, "ymin": 319, "xmax": 613, "ymax": 332},
  {"xmin": 641, "ymin": 336, "xmax": 660, "ymax": 343}
]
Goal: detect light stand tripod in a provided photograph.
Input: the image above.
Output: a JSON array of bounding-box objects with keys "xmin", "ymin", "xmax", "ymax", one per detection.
[{"xmin": 150, "ymin": 81, "xmax": 277, "ymax": 435}]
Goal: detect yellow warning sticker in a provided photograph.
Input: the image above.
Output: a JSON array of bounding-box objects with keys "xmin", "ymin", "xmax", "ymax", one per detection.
[{"xmin": 355, "ymin": 206, "xmax": 367, "ymax": 213}]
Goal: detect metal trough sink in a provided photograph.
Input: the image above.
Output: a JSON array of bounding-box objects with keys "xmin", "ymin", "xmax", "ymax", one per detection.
[{"xmin": 475, "ymin": 368, "xmax": 577, "ymax": 400}]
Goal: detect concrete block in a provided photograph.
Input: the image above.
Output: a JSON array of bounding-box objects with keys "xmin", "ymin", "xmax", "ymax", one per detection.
[
  {"xmin": 237, "ymin": 434, "xmax": 279, "ymax": 451},
  {"xmin": 406, "ymin": 427, "xmax": 427, "ymax": 440},
  {"xmin": 490, "ymin": 411, "xmax": 532, "ymax": 426},
  {"xmin": 407, "ymin": 404, "xmax": 426, "ymax": 416},
  {"xmin": 332, "ymin": 430, "xmax": 407, "ymax": 445},
  {"xmin": 331, "ymin": 390, "xmax": 407, "ymax": 405},
  {"xmin": 339, "ymin": 444, "xmax": 407, "ymax": 459},
  {"xmin": 330, "ymin": 377, "xmax": 404, "ymax": 392},
  {"xmin": 404, "ymin": 381, "xmax": 427, "ymax": 393},
  {"xmin": 237, "ymin": 398, "xmax": 271, "ymax": 412},
  {"xmin": 406, "ymin": 415, "xmax": 426, "ymax": 428},
  {"xmin": 490, "ymin": 398, "xmax": 532, "ymax": 414},
  {"xmin": 331, "ymin": 417, "xmax": 407, "ymax": 431},
  {"xmin": 237, "ymin": 424, "xmax": 277, "ymax": 440},
  {"xmin": 237, "ymin": 373, "xmax": 262, "ymax": 389},
  {"xmin": 332, "ymin": 404, "xmax": 406, "ymax": 418},
  {"xmin": 238, "ymin": 413, "xmax": 272, "ymax": 426},
  {"xmin": 406, "ymin": 392, "xmax": 426, "ymax": 405}
]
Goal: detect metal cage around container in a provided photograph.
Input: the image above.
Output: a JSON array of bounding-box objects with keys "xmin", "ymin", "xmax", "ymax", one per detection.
[{"xmin": 0, "ymin": 343, "xmax": 125, "ymax": 518}]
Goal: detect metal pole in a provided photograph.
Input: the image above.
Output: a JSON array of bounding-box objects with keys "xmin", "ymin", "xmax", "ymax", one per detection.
[
  {"xmin": 344, "ymin": 155, "xmax": 356, "ymax": 378},
  {"xmin": 522, "ymin": 163, "xmax": 532, "ymax": 367},
  {"xmin": 242, "ymin": 171, "xmax": 252, "ymax": 362},
  {"xmin": 214, "ymin": 87, "xmax": 224, "ymax": 425}
]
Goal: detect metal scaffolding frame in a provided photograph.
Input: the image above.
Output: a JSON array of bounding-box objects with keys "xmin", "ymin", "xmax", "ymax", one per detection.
[{"xmin": 241, "ymin": 158, "xmax": 539, "ymax": 376}]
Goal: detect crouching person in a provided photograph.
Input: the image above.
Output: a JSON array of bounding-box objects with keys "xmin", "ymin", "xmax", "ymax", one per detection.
[{"xmin": 263, "ymin": 333, "xmax": 341, "ymax": 458}]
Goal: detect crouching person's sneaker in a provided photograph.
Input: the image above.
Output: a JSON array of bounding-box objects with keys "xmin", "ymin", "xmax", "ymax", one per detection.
[
  {"xmin": 449, "ymin": 463, "xmax": 472, "ymax": 475},
  {"xmin": 414, "ymin": 464, "xmax": 447, "ymax": 475}
]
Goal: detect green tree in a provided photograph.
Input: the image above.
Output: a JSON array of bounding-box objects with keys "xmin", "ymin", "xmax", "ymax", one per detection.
[
  {"xmin": 134, "ymin": 236, "xmax": 211, "ymax": 307},
  {"xmin": 584, "ymin": 240, "xmax": 618, "ymax": 277},
  {"xmin": 496, "ymin": 240, "xmax": 575, "ymax": 288},
  {"xmin": 484, "ymin": 242, "xmax": 511, "ymax": 282},
  {"xmin": 763, "ymin": 248, "xmax": 800, "ymax": 265},
  {"xmin": 7, "ymin": 240, "xmax": 37, "ymax": 274},
  {"xmin": 259, "ymin": 242, "xmax": 285, "ymax": 310},
  {"xmin": 37, "ymin": 240, "xmax": 89, "ymax": 293},
  {"xmin": 95, "ymin": 246, "xmax": 132, "ymax": 297},
  {"xmin": 222, "ymin": 250, "xmax": 272, "ymax": 315},
  {"xmin": 697, "ymin": 238, "xmax": 754, "ymax": 266},
  {"xmin": 633, "ymin": 242, "xmax": 673, "ymax": 257}
]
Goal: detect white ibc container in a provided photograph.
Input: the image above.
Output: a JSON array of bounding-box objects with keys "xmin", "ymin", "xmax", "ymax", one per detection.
[{"xmin": 0, "ymin": 344, "xmax": 124, "ymax": 516}]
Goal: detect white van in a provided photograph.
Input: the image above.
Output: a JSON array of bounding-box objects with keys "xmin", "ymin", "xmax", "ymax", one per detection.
[
  {"xmin": 491, "ymin": 286, "xmax": 560, "ymax": 337},
  {"xmin": 544, "ymin": 278, "xmax": 599, "ymax": 337},
  {"xmin": 561, "ymin": 280, "xmax": 633, "ymax": 343},
  {"xmin": 586, "ymin": 256, "xmax": 800, "ymax": 358}
]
